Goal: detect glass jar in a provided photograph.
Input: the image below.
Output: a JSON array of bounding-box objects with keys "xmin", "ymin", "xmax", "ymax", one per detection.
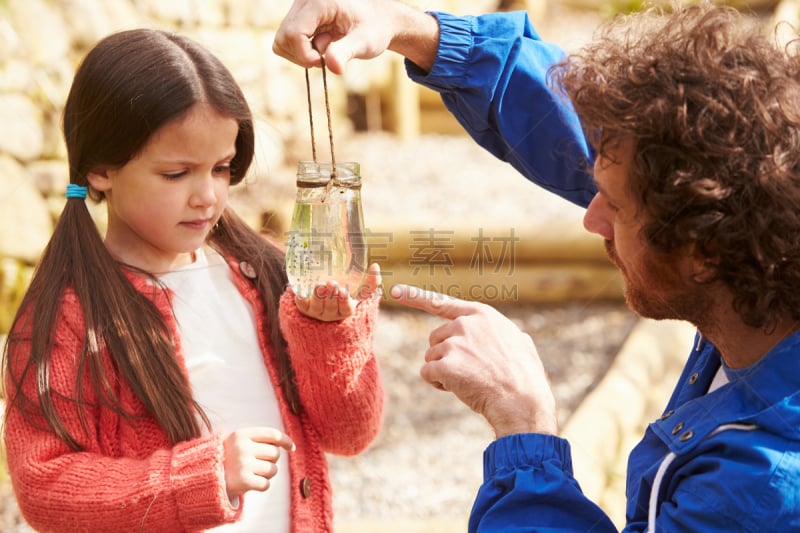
[{"xmin": 285, "ymin": 161, "xmax": 368, "ymax": 298}]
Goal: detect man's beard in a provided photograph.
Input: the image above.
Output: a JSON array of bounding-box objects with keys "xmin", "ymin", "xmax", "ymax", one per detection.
[{"xmin": 604, "ymin": 240, "xmax": 710, "ymax": 325}]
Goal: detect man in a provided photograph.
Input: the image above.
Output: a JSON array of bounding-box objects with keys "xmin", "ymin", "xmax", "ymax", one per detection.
[{"xmin": 275, "ymin": 1, "xmax": 800, "ymax": 531}]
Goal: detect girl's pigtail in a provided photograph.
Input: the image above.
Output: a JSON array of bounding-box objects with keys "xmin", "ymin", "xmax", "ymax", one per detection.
[{"xmin": 5, "ymin": 191, "xmax": 206, "ymax": 450}]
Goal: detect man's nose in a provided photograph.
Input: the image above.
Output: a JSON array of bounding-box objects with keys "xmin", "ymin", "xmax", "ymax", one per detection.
[{"xmin": 583, "ymin": 193, "xmax": 613, "ymax": 241}]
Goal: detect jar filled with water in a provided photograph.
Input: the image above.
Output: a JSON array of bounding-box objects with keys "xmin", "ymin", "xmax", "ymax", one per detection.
[{"xmin": 285, "ymin": 161, "xmax": 368, "ymax": 298}]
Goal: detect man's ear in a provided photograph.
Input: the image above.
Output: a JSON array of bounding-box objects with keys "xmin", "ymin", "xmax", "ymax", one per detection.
[
  {"xmin": 690, "ymin": 243, "xmax": 719, "ymax": 284},
  {"xmin": 86, "ymin": 167, "xmax": 111, "ymax": 192}
]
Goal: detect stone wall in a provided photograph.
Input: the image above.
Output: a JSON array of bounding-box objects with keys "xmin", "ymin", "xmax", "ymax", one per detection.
[{"xmin": 0, "ymin": 0, "xmax": 386, "ymax": 334}]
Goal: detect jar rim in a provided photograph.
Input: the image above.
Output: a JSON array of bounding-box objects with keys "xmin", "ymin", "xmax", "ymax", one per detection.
[
  {"xmin": 296, "ymin": 161, "xmax": 361, "ymax": 187},
  {"xmin": 297, "ymin": 160, "xmax": 359, "ymax": 173}
]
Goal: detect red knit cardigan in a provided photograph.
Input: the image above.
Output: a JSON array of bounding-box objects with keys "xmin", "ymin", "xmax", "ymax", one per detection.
[{"xmin": 3, "ymin": 256, "xmax": 383, "ymax": 532}]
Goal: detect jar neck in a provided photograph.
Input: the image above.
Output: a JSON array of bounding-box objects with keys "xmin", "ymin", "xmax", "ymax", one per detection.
[{"xmin": 296, "ymin": 178, "xmax": 361, "ymax": 190}]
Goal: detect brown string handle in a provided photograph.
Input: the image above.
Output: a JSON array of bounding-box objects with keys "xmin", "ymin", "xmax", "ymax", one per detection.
[
  {"xmin": 304, "ymin": 67, "xmax": 317, "ymax": 161},
  {"xmin": 304, "ymin": 56, "xmax": 337, "ymax": 178}
]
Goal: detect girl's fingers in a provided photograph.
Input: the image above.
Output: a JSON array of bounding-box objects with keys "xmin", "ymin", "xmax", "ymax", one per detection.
[{"xmin": 294, "ymin": 267, "xmax": 386, "ymax": 320}]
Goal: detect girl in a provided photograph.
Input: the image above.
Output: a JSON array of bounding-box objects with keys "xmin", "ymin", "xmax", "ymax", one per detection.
[{"xmin": 3, "ymin": 28, "xmax": 383, "ymax": 532}]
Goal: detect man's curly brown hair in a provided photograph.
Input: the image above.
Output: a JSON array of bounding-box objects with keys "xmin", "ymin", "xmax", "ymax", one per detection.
[{"xmin": 552, "ymin": 2, "xmax": 800, "ymax": 330}]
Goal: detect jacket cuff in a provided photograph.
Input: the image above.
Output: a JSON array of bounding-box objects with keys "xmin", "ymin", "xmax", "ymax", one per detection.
[
  {"xmin": 406, "ymin": 11, "xmax": 474, "ymax": 85},
  {"xmin": 171, "ymin": 434, "xmax": 241, "ymax": 529},
  {"xmin": 484, "ymin": 433, "xmax": 574, "ymax": 479}
]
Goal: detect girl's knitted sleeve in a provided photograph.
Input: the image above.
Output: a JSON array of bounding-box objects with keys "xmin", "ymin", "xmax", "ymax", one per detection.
[
  {"xmin": 278, "ymin": 291, "xmax": 383, "ymax": 455},
  {"xmin": 3, "ymin": 296, "xmax": 242, "ymax": 532}
]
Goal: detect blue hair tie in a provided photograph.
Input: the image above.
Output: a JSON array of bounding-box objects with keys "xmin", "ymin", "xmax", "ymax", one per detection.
[{"xmin": 66, "ymin": 184, "xmax": 88, "ymax": 199}]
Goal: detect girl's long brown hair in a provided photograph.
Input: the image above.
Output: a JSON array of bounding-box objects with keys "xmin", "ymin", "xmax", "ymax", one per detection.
[{"xmin": 3, "ymin": 29, "xmax": 299, "ymax": 450}]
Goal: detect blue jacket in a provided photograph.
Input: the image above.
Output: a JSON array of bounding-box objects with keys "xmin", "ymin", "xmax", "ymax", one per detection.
[
  {"xmin": 406, "ymin": 11, "xmax": 800, "ymax": 532},
  {"xmin": 406, "ymin": 11, "xmax": 595, "ymax": 210}
]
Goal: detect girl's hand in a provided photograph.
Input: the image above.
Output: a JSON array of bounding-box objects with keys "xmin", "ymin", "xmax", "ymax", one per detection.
[
  {"xmin": 222, "ymin": 427, "xmax": 295, "ymax": 502},
  {"xmin": 294, "ymin": 263, "xmax": 382, "ymax": 321}
]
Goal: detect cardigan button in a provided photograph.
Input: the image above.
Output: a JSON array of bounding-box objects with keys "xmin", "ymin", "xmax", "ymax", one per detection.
[
  {"xmin": 239, "ymin": 261, "xmax": 257, "ymax": 279},
  {"xmin": 300, "ymin": 477, "xmax": 312, "ymax": 498}
]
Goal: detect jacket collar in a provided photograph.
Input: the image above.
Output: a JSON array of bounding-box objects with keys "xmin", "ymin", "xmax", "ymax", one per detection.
[{"xmin": 652, "ymin": 330, "xmax": 800, "ymax": 452}]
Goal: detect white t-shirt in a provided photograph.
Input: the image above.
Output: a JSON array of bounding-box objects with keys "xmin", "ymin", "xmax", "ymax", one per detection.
[
  {"xmin": 159, "ymin": 246, "xmax": 290, "ymax": 533},
  {"xmin": 707, "ymin": 365, "xmax": 730, "ymax": 393}
]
